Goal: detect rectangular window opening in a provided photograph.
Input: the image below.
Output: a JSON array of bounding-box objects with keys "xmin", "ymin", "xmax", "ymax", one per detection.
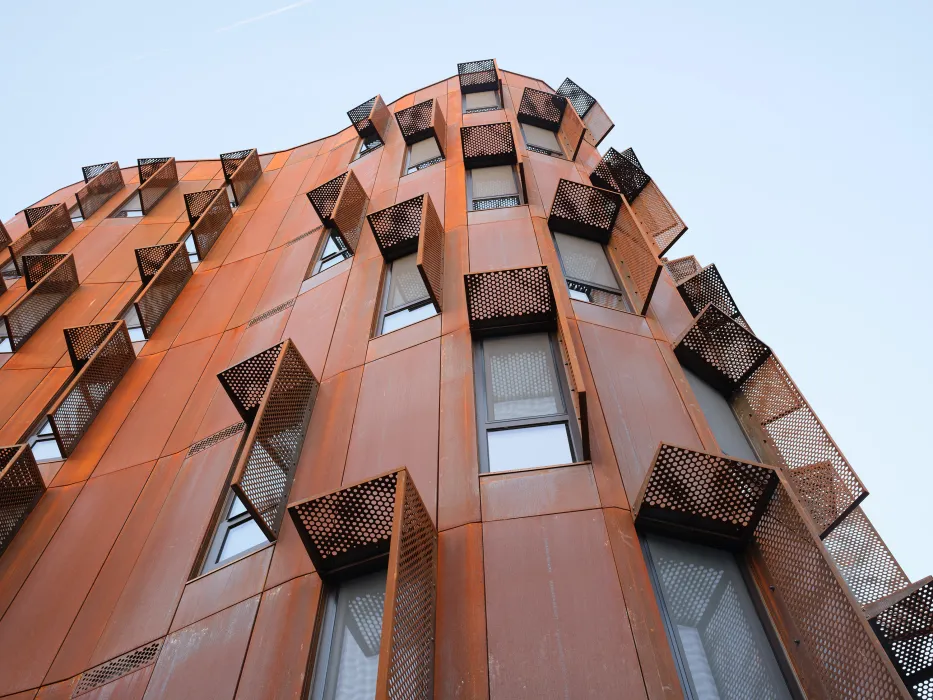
[
  {"xmin": 226, "ymin": 182, "xmax": 238, "ymax": 208},
  {"xmin": 184, "ymin": 234, "xmax": 201, "ymax": 269},
  {"xmin": 356, "ymin": 134, "xmax": 383, "ymax": 160},
  {"xmin": 110, "ymin": 191, "xmax": 144, "ymax": 218},
  {"xmin": 1, "ymin": 259, "xmax": 20, "ymax": 282},
  {"xmin": 309, "ymin": 230, "xmax": 352, "ymax": 278},
  {"xmin": 521, "ymin": 123, "xmax": 564, "ymax": 158},
  {"xmin": 405, "ymin": 137, "xmax": 444, "ymax": 175},
  {"xmin": 202, "ymin": 490, "xmax": 270, "ymax": 574},
  {"xmin": 377, "ymin": 253, "xmax": 437, "ymax": 335},
  {"xmin": 69, "ymin": 204, "xmax": 84, "ymax": 224},
  {"xmin": 0, "ymin": 322, "xmax": 11, "ymax": 353},
  {"xmin": 468, "ymin": 165, "xmax": 522, "ymax": 212},
  {"xmin": 309, "ymin": 568, "xmax": 388, "ymax": 700},
  {"xmin": 553, "ymin": 231, "xmax": 632, "ymax": 312},
  {"xmin": 463, "ymin": 90, "xmax": 501, "ymax": 114},
  {"xmin": 474, "ymin": 332, "xmax": 579, "ymax": 473},
  {"xmin": 29, "ymin": 417, "xmax": 62, "ymax": 462},
  {"xmin": 122, "ymin": 305, "xmax": 147, "ymax": 343},
  {"xmin": 682, "ymin": 367, "xmax": 759, "ymax": 463}
]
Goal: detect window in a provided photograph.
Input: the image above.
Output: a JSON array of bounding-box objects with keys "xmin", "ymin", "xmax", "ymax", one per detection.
[
  {"xmin": 356, "ymin": 133, "xmax": 383, "ymax": 159},
  {"xmin": 643, "ymin": 533, "xmax": 797, "ymax": 700},
  {"xmin": 377, "ymin": 253, "xmax": 438, "ymax": 335},
  {"xmin": 309, "ymin": 230, "xmax": 352, "ymax": 278},
  {"xmin": 29, "ymin": 418, "xmax": 62, "ymax": 462},
  {"xmin": 553, "ymin": 232, "xmax": 632, "ymax": 310},
  {"xmin": 474, "ymin": 332, "xmax": 579, "ymax": 472},
  {"xmin": 203, "ymin": 490, "xmax": 269, "ymax": 573},
  {"xmin": 69, "ymin": 204, "xmax": 84, "ymax": 224},
  {"xmin": 122, "ymin": 305, "xmax": 146, "ymax": 343},
  {"xmin": 0, "ymin": 322, "xmax": 11, "ymax": 353},
  {"xmin": 405, "ymin": 138, "xmax": 444, "ymax": 174},
  {"xmin": 183, "ymin": 233, "xmax": 200, "ymax": 269},
  {"xmin": 468, "ymin": 165, "xmax": 522, "ymax": 211},
  {"xmin": 226, "ymin": 183, "xmax": 238, "ymax": 208},
  {"xmin": 463, "ymin": 89, "xmax": 501, "ymax": 114},
  {"xmin": 1, "ymin": 259, "xmax": 19, "ymax": 281},
  {"xmin": 683, "ymin": 368, "xmax": 758, "ymax": 462},
  {"xmin": 309, "ymin": 569, "xmax": 387, "ymax": 700},
  {"xmin": 111, "ymin": 192, "xmax": 144, "ymax": 218},
  {"xmin": 521, "ymin": 123, "xmax": 564, "ymax": 158}
]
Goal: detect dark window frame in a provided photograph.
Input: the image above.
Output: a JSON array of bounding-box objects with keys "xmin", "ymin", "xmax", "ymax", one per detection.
[
  {"xmin": 28, "ymin": 417, "xmax": 63, "ymax": 463},
  {"xmin": 467, "ymin": 164, "xmax": 524, "ymax": 212},
  {"xmin": 183, "ymin": 233, "xmax": 201, "ymax": 269},
  {"xmin": 640, "ymin": 533, "xmax": 806, "ymax": 700},
  {"xmin": 309, "ymin": 229, "xmax": 352, "ymax": 278},
  {"xmin": 109, "ymin": 191, "xmax": 144, "ymax": 219},
  {"xmin": 472, "ymin": 331, "xmax": 582, "ymax": 473},
  {"xmin": 69, "ymin": 204, "xmax": 84, "ymax": 224},
  {"xmin": 201, "ymin": 488, "xmax": 271, "ymax": 575},
  {"xmin": 404, "ymin": 136, "xmax": 445, "ymax": 175},
  {"xmin": 551, "ymin": 230, "xmax": 634, "ymax": 312},
  {"xmin": 1, "ymin": 259, "xmax": 20, "ymax": 282},
  {"xmin": 375, "ymin": 253, "xmax": 438, "ymax": 336},
  {"xmin": 462, "ymin": 89, "xmax": 503, "ymax": 114},
  {"xmin": 354, "ymin": 133, "xmax": 384, "ymax": 161},
  {"xmin": 519, "ymin": 122, "xmax": 566, "ymax": 159}
]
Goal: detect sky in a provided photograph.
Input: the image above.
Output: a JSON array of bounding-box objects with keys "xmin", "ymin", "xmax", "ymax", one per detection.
[{"xmin": 1, "ymin": 0, "xmax": 931, "ymax": 578}]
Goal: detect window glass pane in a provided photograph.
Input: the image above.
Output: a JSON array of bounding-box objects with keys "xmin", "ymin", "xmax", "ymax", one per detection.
[
  {"xmin": 471, "ymin": 165, "xmax": 518, "ymax": 199},
  {"xmin": 464, "ymin": 91, "xmax": 499, "ymax": 111},
  {"xmin": 488, "ymin": 423, "xmax": 573, "ymax": 472},
  {"xmin": 409, "ymin": 138, "xmax": 441, "ymax": 168},
  {"xmin": 318, "ymin": 255, "xmax": 344, "ymax": 273},
  {"xmin": 646, "ymin": 534, "xmax": 793, "ymax": 700},
  {"xmin": 114, "ymin": 192, "xmax": 143, "ymax": 218},
  {"xmin": 386, "ymin": 254, "xmax": 429, "ymax": 312},
  {"xmin": 523, "ymin": 124, "xmax": 563, "ymax": 154},
  {"xmin": 567, "ymin": 286, "xmax": 589, "ymax": 302},
  {"xmin": 31, "ymin": 437, "xmax": 62, "ymax": 462},
  {"xmin": 382, "ymin": 302, "xmax": 437, "ymax": 334},
  {"xmin": 484, "ymin": 333, "xmax": 563, "ymax": 421},
  {"xmin": 38, "ymin": 419, "xmax": 54, "ymax": 436},
  {"xmin": 321, "ymin": 234, "xmax": 342, "ymax": 259},
  {"xmin": 554, "ymin": 232, "xmax": 620, "ymax": 289},
  {"xmin": 69, "ymin": 206, "xmax": 84, "ymax": 223},
  {"xmin": 1, "ymin": 261, "xmax": 19, "ymax": 280},
  {"xmin": 228, "ymin": 495, "xmax": 247, "ymax": 519},
  {"xmin": 683, "ymin": 368, "xmax": 758, "ymax": 462},
  {"xmin": 184, "ymin": 234, "xmax": 198, "ymax": 257},
  {"xmin": 226, "ymin": 183, "xmax": 237, "ymax": 207},
  {"xmin": 0, "ymin": 324, "xmax": 10, "ymax": 353},
  {"xmin": 320, "ymin": 570, "xmax": 387, "ymax": 700},
  {"xmin": 218, "ymin": 517, "xmax": 267, "ymax": 563}
]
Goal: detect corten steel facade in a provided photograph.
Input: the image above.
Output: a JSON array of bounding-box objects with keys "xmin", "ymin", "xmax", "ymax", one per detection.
[{"xmin": 0, "ymin": 61, "xmax": 928, "ymax": 700}]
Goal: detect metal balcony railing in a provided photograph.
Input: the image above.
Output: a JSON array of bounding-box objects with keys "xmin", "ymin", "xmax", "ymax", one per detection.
[
  {"xmin": 136, "ymin": 157, "xmax": 178, "ymax": 215},
  {"xmin": 306, "ymin": 171, "xmax": 369, "ymax": 253},
  {"xmin": 868, "ymin": 577, "xmax": 933, "ymax": 699},
  {"xmin": 133, "ymin": 243, "xmax": 193, "ymax": 338},
  {"xmin": 457, "ymin": 58, "xmax": 500, "ymax": 93},
  {"xmin": 517, "ymin": 87, "xmax": 587, "ymax": 160},
  {"xmin": 395, "ymin": 98, "xmax": 447, "ymax": 156},
  {"xmin": 556, "ymin": 77, "xmax": 614, "ymax": 146},
  {"xmin": 76, "ymin": 162, "xmax": 124, "ymax": 219},
  {"xmin": 460, "ymin": 122, "xmax": 517, "ymax": 169},
  {"xmin": 0, "ymin": 444, "xmax": 44, "ymax": 556},
  {"xmin": 8, "ymin": 203, "xmax": 73, "ymax": 275},
  {"xmin": 1, "ymin": 254, "xmax": 78, "ymax": 351},
  {"xmin": 348, "ymin": 95, "xmax": 390, "ymax": 142},
  {"xmin": 667, "ymin": 258, "xmax": 751, "ymax": 331},
  {"xmin": 220, "ymin": 149, "xmax": 262, "ymax": 207},
  {"xmin": 184, "ymin": 188, "xmax": 233, "ymax": 259}
]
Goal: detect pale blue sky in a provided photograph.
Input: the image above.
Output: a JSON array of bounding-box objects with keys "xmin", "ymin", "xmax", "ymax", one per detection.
[{"xmin": 2, "ymin": 0, "xmax": 931, "ymax": 578}]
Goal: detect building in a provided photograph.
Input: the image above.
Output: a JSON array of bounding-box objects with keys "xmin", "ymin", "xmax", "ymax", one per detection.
[{"xmin": 0, "ymin": 60, "xmax": 929, "ymax": 699}]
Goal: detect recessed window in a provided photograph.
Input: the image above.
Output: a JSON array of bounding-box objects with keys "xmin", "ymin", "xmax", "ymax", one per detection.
[
  {"xmin": 29, "ymin": 418, "xmax": 62, "ymax": 462},
  {"xmin": 377, "ymin": 253, "xmax": 438, "ymax": 335},
  {"xmin": 203, "ymin": 490, "xmax": 269, "ymax": 573},
  {"xmin": 111, "ymin": 191, "xmax": 144, "ymax": 218},
  {"xmin": 474, "ymin": 332, "xmax": 579, "ymax": 472},
  {"xmin": 226, "ymin": 183, "xmax": 238, "ymax": 208},
  {"xmin": 463, "ymin": 90, "xmax": 501, "ymax": 114},
  {"xmin": 184, "ymin": 234, "xmax": 200, "ymax": 269},
  {"xmin": 122, "ymin": 305, "xmax": 146, "ymax": 343},
  {"xmin": 553, "ymin": 232, "xmax": 632, "ymax": 311},
  {"xmin": 683, "ymin": 367, "xmax": 759, "ymax": 462},
  {"xmin": 356, "ymin": 134, "xmax": 383, "ymax": 159},
  {"xmin": 468, "ymin": 165, "xmax": 522, "ymax": 211},
  {"xmin": 309, "ymin": 568, "xmax": 387, "ymax": 700},
  {"xmin": 521, "ymin": 123, "xmax": 564, "ymax": 158},
  {"xmin": 643, "ymin": 533, "xmax": 796, "ymax": 699},
  {"xmin": 405, "ymin": 138, "xmax": 444, "ymax": 174},
  {"xmin": 309, "ymin": 230, "xmax": 352, "ymax": 277},
  {"xmin": 1, "ymin": 259, "xmax": 20, "ymax": 281},
  {"xmin": 0, "ymin": 322, "xmax": 11, "ymax": 353},
  {"xmin": 69, "ymin": 204, "xmax": 84, "ymax": 224}
]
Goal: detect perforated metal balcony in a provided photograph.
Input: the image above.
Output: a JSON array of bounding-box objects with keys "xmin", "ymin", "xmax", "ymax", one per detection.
[
  {"xmin": 47, "ymin": 321, "xmax": 135, "ymax": 457},
  {"xmin": 184, "ymin": 188, "xmax": 233, "ymax": 259},
  {"xmin": 464, "ymin": 265, "xmax": 556, "ymax": 335},
  {"xmin": 458, "ymin": 59, "xmax": 499, "ymax": 94},
  {"xmin": 671, "ymin": 260, "xmax": 750, "ymax": 331},
  {"xmin": 590, "ymin": 148, "xmax": 686, "ymax": 255},
  {"xmin": 663, "ymin": 254, "xmax": 702, "ymax": 284},
  {"xmin": 288, "ymin": 468, "xmax": 438, "ymax": 698},
  {"xmin": 306, "ymin": 170, "xmax": 369, "ymax": 253},
  {"xmin": 868, "ymin": 577, "xmax": 933, "ymax": 698},
  {"xmin": 556, "ymin": 78, "xmax": 614, "ymax": 147},
  {"xmin": 395, "ymin": 98, "xmax": 447, "ymax": 155},
  {"xmin": 76, "ymin": 162, "xmax": 124, "ymax": 219},
  {"xmin": 460, "ymin": 122, "xmax": 517, "ymax": 169},
  {"xmin": 634, "ymin": 443, "xmax": 912, "ymax": 699},
  {"xmin": 220, "ymin": 149, "xmax": 261, "ymax": 206},
  {"xmin": 136, "ymin": 157, "xmax": 178, "ymax": 215},
  {"xmin": 217, "ymin": 339, "xmax": 319, "ymax": 538},
  {"xmin": 348, "ymin": 95, "xmax": 390, "ymax": 142},
  {"xmin": 133, "ymin": 243, "xmax": 193, "ymax": 338},
  {"xmin": 516, "ymin": 87, "xmax": 587, "ymax": 160},
  {"xmin": 0, "ymin": 444, "xmax": 44, "ymax": 556},
  {"xmin": 7, "ymin": 204, "xmax": 73, "ymax": 275},
  {"xmin": 367, "ymin": 193, "xmax": 445, "ymax": 309},
  {"xmin": 1, "ymin": 254, "xmax": 78, "ymax": 351}
]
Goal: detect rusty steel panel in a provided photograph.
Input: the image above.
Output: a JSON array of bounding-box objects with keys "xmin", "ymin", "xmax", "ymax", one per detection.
[
  {"xmin": 220, "ymin": 149, "xmax": 261, "ymax": 206},
  {"xmin": 8, "ymin": 203, "xmax": 73, "ymax": 275},
  {"xmin": 395, "ymin": 98, "xmax": 447, "ymax": 156},
  {"xmin": 185, "ymin": 188, "xmax": 233, "ymax": 259},
  {"xmin": 464, "ymin": 265, "xmax": 556, "ymax": 335},
  {"xmin": 517, "ymin": 86, "xmax": 565, "ymax": 130},
  {"xmin": 609, "ymin": 203, "xmax": 662, "ymax": 315},
  {"xmin": 219, "ymin": 339, "xmax": 319, "ymax": 538},
  {"xmin": 417, "ymin": 194, "xmax": 445, "ymax": 311},
  {"xmin": 133, "ymin": 243, "xmax": 193, "ymax": 338},
  {"xmin": 288, "ymin": 468, "xmax": 437, "ymax": 700},
  {"xmin": 0, "ymin": 444, "xmax": 44, "ymax": 557},
  {"xmin": 457, "ymin": 59, "xmax": 499, "ymax": 93},
  {"xmin": 547, "ymin": 178, "xmax": 621, "ymax": 243},
  {"xmin": 306, "ymin": 170, "xmax": 368, "ymax": 253},
  {"xmin": 136, "ymin": 157, "xmax": 178, "ymax": 215},
  {"xmin": 676, "ymin": 262, "xmax": 750, "ymax": 331},
  {"xmin": 47, "ymin": 321, "xmax": 135, "ymax": 457},
  {"xmin": 634, "ymin": 443, "xmax": 778, "ymax": 548},
  {"xmin": 460, "ymin": 122, "xmax": 517, "ymax": 168},
  {"xmin": 868, "ymin": 579, "xmax": 933, "ymax": 699},
  {"xmin": 1, "ymin": 254, "xmax": 78, "ymax": 351},
  {"xmin": 76, "ymin": 162, "xmax": 124, "ymax": 219},
  {"xmin": 348, "ymin": 95, "xmax": 390, "ymax": 141}
]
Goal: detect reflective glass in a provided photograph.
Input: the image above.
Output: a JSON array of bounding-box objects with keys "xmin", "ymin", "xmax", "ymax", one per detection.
[
  {"xmin": 683, "ymin": 368, "xmax": 758, "ymax": 462},
  {"xmin": 523, "ymin": 123, "xmax": 563, "ymax": 154},
  {"xmin": 483, "ymin": 333, "xmax": 563, "ymax": 421},
  {"xmin": 382, "ymin": 302, "xmax": 437, "ymax": 334},
  {"xmin": 226, "ymin": 183, "xmax": 237, "ymax": 207},
  {"xmin": 69, "ymin": 206, "xmax": 84, "ymax": 223},
  {"xmin": 228, "ymin": 495, "xmax": 247, "ymax": 518},
  {"xmin": 646, "ymin": 535, "xmax": 793, "ymax": 700},
  {"xmin": 554, "ymin": 233, "xmax": 620, "ymax": 289},
  {"xmin": 114, "ymin": 192, "xmax": 143, "ymax": 218},
  {"xmin": 487, "ymin": 423, "xmax": 573, "ymax": 472},
  {"xmin": 218, "ymin": 517, "xmax": 267, "ymax": 563},
  {"xmin": 31, "ymin": 437, "xmax": 62, "ymax": 462},
  {"xmin": 567, "ymin": 286, "xmax": 589, "ymax": 301},
  {"xmin": 385, "ymin": 254, "xmax": 429, "ymax": 313}
]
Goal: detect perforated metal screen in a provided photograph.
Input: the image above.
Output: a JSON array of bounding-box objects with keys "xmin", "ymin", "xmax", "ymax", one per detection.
[
  {"xmin": 460, "ymin": 123, "xmax": 517, "ymax": 168},
  {"xmin": 676, "ymin": 263, "xmax": 750, "ymax": 331},
  {"xmin": 134, "ymin": 243, "xmax": 193, "ymax": 338},
  {"xmin": 2, "ymin": 254, "xmax": 78, "ymax": 351},
  {"xmin": 869, "ymin": 580, "xmax": 933, "ymax": 699},
  {"xmin": 8, "ymin": 203, "xmax": 73, "ymax": 275},
  {"xmin": 137, "ymin": 158, "xmax": 178, "ymax": 215},
  {"xmin": 517, "ymin": 87, "xmax": 566, "ymax": 130},
  {"xmin": 76, "ymin": 162, "xmax": 124, "ymax": 219},
  {"xmin": 348, "ymin": 95, "xmax": 390, "ymax": 141},
  {"xmin": 396, "ymin": 99, "xmax": 446, "ymax": 155},
  {"xmin": 590, "ymin": 147, "xmax": 652, "ymax": 204},
  {"xmin": 221, "ymin": 149, "xmax": 261, "ymax": 206},
  {"xmin": 556, "ymin": 78, "xmax": 596, "ymax": 117},
  {"xmin": 664, "ymin": 255, "xmax": 702, "ymax": 284},
  {"xmin": 548, "ymin": 179, "xmax": 620, "ymax": 243},
  {"xmin": 0, "ymin": 445, "xmax": 44, "ymax": 556},
  {"xmin": 608, "ymin": 203, "xmax": 662, "ymax": 316},
  {"xmin": 464, "ymin": 265, "xmax": 556, "ymax": 334},
  {"xmin": 458, "ymin": 59, "xmax": 499, "ymax": 93},
  {"xmin": 186, "ymin": 189, "xmax": 233, "ymax": 259}
]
